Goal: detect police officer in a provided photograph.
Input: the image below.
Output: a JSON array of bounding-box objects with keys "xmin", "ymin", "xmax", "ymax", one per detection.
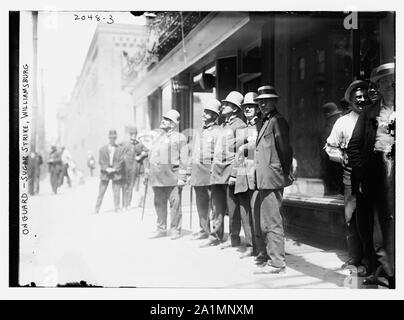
[
  {"xmin": 202, "ymin": 91, "xmax": 246, "ymax": 247},
  {"xmin": 47, "ymin": 145, "xmax": 63, "ymax": 194},
  {"xmin": 230, "ymin": 92, "xmax": 265, "ymax": 260},
  {"xmin": 122, "ymin": 126, "xmax": 148, "ymax": 210},
  {"xmin": 148, "ymin": 109, "xmax": 188, "ymax": 240},
  {"xmin": 253, "ymin": 86, "xmax": 293, "ymax": 274},
  {"xmin": 189, "ymin": 99, "xmax": 221, "ymax": 240}
]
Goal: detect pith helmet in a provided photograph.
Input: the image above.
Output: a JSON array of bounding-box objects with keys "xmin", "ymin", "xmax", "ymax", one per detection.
[
  {"xmin": 163, "ymin": 109, "xmax": 181, "ymax": 125},
  {"xmin": 222, "ymin": 91, "xmax": 244, "ymax": 109},
  {"xmin": 203, "ymin": 99, "xmax": 221, "ymax": 115},
  {"xmin": 344, "ymin": 80, "xmax": 369, "ymax": 103},
  {"xmin": 241, "ymin": 92, "xmax": 258, "ymax": 106},
  {"xmin": 255, "ymin": 85, "xmax": 279, "ymax": 100}
]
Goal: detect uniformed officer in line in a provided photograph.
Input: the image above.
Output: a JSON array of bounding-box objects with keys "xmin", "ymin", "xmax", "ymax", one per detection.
[
  {"xmin": 122, "ymin": 126, "xmax": 148, "ymax": 211},
  {"xmin": 253, "ymin": 86, "xmax": 293, "ymax": 274},
  {"xmin": 148, "ymin": 109, "xmax": 189, "ymax": 240},
  {"xmin": 230, "ymin": 92, "xmax": 265, "ymax": 260},
  {"xmin": 201, "ymin": 91, "xmax": 246, "ymax": 247},
  {"xmin": 188, "ymin": 99, "xmax": 222, "ymax": 240}
]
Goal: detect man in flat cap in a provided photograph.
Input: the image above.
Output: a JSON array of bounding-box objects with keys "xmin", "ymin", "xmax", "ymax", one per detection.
[
  {"xmin": 188, "ymin": 99, "xmax": 222, "ymax": 240},
  {"xmin": 253, "ymin": 85, "xmax": 293, "ymax": 274},
  {"xmin": 94, "ymin": 129, "xmax": 125, "ymax": 213},
  {"xmin": 202, "ymin": 91, "xmax": 246, "ymax": 247},
  {"xmin": 148, "ymin": 109, "xmax": 188, "ymax": 240},
  {"xmin": 122, "ymin": 126, "xmax": 149, "ymax": 211},
  {"xmin": 347, "ymin": 62, "xmax": 396, "ymax": 288},
  {"xmin": 325, "ymin": 80, "xmax": 372, "ymax": 274}
]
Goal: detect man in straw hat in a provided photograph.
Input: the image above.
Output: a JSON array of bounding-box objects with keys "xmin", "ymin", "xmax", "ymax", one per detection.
[
  {"xmin": 230, "ymin": 92, "xmax": 265, "ymax": 260},
  {"xmin": 147, "ymin": 109, "xmax": 189, "ymax": 240},
  {"xmin": 347, "ymin": 62, "xmax": 395, "ymax": 288},
  {"xmin": 252, "ymin": 85, "xmax": 293, "ymax": 274},
  {"xmin": 201, "ymin": 91, "xmax": 246, "ymax": 248},
  {"xmin": 325, "ymin": 80, "xmax": 372, "ymax": 275},
  {"xmin": 188, "ymin": 99, "xmax": 222, "ymax": 240}
]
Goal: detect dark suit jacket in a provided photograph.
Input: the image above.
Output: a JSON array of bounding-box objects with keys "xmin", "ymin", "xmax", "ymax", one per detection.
[
  {"xmin": 98, "ymin": 144, "xmax": 124, "ymax": 181},
  {"xmin": 346, "ymin": 102, "xmax": 381, "ymax": 194},
  {"xmin": 255, "ymin": 110, "xmax": 293, "ymax": 190}
]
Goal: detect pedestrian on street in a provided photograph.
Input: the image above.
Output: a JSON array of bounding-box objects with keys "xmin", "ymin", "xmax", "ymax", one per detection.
[
  {"xmin": 325, "ymin": 80, "xmax": 372, "ymax": 275},
  {"xmin": 148, "ymin": 110, "xmax": 189, "ymax": 240},
  {"xmin": 122, "ymin": 126, "xmax": 149, "ymax": 211},
  {"xmin": 202, "ymin": 91, "xmax": 246, "ymax": 248},
  {"xmin": 230, "ymin": 92, "xmax": 263, "ymax": 260},
  {"xmin": 188, "ymin": 99, "xmax": 222, "ymax": 240},
  {"xmin": 47, "ymin": 145, "xmax": 63, "ymax": 194},
  {"xmin": 253, "ymin": 85, "xmax": 293, "ymax": 275},
  {"xmin": 28, "ymin": 151, "xmax": 43, "ymax": 195},
  {"xmin": 347, "ymin": 62, "xmax": 396, "ymax": 289},
  {"xmin": 59, "ymin": 146, "xmax": 73, "ymax": 188},
  {"xmin": 94, "ymin": 129, "xmax": 125, "ymax": 213},
  {"xmin": 87, "ymin": 151, "xmax": 96, "ymax": 177}
]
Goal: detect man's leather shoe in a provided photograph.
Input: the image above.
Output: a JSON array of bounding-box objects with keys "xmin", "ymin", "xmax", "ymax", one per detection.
[
  {"xmin": 240, "ymin": 247, "xmax": 254, "ymax": 259},
  {"xmin": 254, "ymin": 253, "xmax": 269, "ymax": 264},
  {"xmin": 341, "ymin": 258, "xmax": 361, "ymax": 269},
  {"xmin": 192, "ymin": 233, "xmax": 209, "ymax": 240},
  {"xmin": 171, "ymin": 233, "xmax": 182, "ymax": 240},
  {"xmin": 362, "ymin": 275, "xmax": 389, "ymax": 288},
  {"xmin": 149, "ymin": 232, "xmax": 167, "ymax": 239},
  {"xmin": 219, "ymin": 240, "xmax": 232, "ymax": 250},
  {"xmin": 253, "ymin": 265, "xmax": 286, "ymax": 275},
  {"xmin": 200, "ymin": 238, "xmax": 221, "ymax": 248}
]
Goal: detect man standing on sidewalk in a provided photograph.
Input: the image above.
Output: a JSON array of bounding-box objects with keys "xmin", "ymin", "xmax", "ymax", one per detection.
[
  {"xmin": 325, "ymin": 80, "xmax": 371, "ymax": 275},
  {"xmin": 202, "ymin": 91, "xmax": 246, "ymax": 247},
  {"xmin": 231, "ymin": 92, "xmax": 264, "ymax": 260},
  {"xmin": 47, "ymin": 145, "xmax": 63, "ymax": 194},
  {"xmin": 94, "ymin": 129, "xmax": 125, "ymax": 213},
  {"xmin": 253, "ymin": 86, "xmax": 293, "ymax": 275},
  {"xmin": 122, "ymin": 126, "xmax": 148, "ymax": 211},
  {"xmin": 148, "ymin": 110, "xmax": 188, "ymax": 240},
  {"xmin": 189, "ymin": 99, "xmax": 221, "ymax": 240}
]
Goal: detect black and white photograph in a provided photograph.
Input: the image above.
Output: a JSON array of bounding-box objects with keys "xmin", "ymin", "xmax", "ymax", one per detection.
[{"xmin": 2, "ymin": 1, "xmax": 401, "ymax": 301}]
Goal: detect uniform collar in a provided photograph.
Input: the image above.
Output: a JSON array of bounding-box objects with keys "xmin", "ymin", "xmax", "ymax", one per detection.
[
  {"xmin": 225, "ymin": 114, "xmax": 238, "ymax": 125},
  {"xmin": 203, "ymin": 121, "xmax": 217, "ymax": 130},
  {"xmin": 262, "ymin": 109, "xmax": 277, "ymax": 121},
  {"xmin": 246, "ymin": 116, "xmax": 258, "ymax": 126}
]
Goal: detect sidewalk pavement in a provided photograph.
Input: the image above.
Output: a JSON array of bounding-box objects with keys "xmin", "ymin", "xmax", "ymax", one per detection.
[{"xmin": 18, "ymin": 175, "xmax": 377, "ymax": 289}]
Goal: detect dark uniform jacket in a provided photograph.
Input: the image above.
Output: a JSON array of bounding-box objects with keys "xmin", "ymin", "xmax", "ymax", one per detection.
[
  {"xmin": 98, "ymin": 144, "xmax": 125, "ymax": 181},
  {"xmin": 148, "ymin": 129, "xmax": 188, "ymax": 187},
  {"xmin": 189, "ymin": 123, "xmax": 221, "ymax": 187},
  {"xmin": 255, "ymin": 110, "xmax": 293, "ymax": 190},
  {"xmin": 232, "ymin": 119, "xmax": 259, "ymax": 194},
  {"xmin": 122, "ymin": 140, "xmax": 148, "ymax": 177},
  {"xmin": 47, "ymin": 150, "xmax": 63, "ymax": 174},
  {"xmin": 210, "ymin": 116, "xmax": 247, "ymax": 185}
]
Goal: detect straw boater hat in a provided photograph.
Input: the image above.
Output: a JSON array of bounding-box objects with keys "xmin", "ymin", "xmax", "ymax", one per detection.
[
  {"xmin": 203, "ymin": 99, "xmax": 221, "ymax": 115},
  {"xmin": 163, "ymin": 109, "xmax": 181, "ymax": 125},
  {"xmin": 241, "ymin": 92, "xmax": 258, "ymax": 106},
  {"xmin": 222, "ymin": 91, "xmax": 244, "ymax": 109},
  {"xmin": 255, "ymin": 85, "xmax": 279, "ymax": 100},
  {"xmin": 370, "ymin": 62, "xmax": 395, "ymax": 83},
  {"xmin": 344, "ymin": 80, "xmax": 369, "ymax": 103}
]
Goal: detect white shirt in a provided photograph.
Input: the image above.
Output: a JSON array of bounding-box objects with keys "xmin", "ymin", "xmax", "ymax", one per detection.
[
  {"xmin": 374, "ymin": 104, "xmax": 395, "ymax": 153},
  {"xmin": 108, "ymin": 145, "xmax": 116, "ymax": 166},
  {"xmin": 325, "ymin": 111, "xmax": 359, "ymax": 165}
]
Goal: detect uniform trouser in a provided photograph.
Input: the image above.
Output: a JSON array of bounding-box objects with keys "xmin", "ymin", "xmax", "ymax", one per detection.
[
  {"xmin": 210, "ymin": 184, "xmax": 241, "ymax": 245},
  {"xmin": 95, "ymin": 179, "xmax": 123, "ymax": 212},
  {"xmin": 364, "ymin": 152, "xmax": 395, "ymax": 278},
  {"xmin": 343, "ymin": 168, "xmax": 363, "ymax": 263},
  {"xmin": 237, "ymin": 190, "xmax": 255, "ymax": 248},
  {"xmin": 34, "ymin": 173, "xmax": 40, "ymax": 194},
  {"xmin": 193, "ymin": 186, "xmax": 211, "ymax": 235},
  {"xmin": 259, "ymin": 188, "xmax": 285, "ymax": 268},
  {"xmin": 123, "ymin": 170, "xmax": 136, "ymax": 208},
  {"xmin": 28, "ymin": 175, "xmax": 36, "ymax": 195},
  {"xmin": 152, "ymin": 186, "xmax": 182, "ymax": 235}
]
